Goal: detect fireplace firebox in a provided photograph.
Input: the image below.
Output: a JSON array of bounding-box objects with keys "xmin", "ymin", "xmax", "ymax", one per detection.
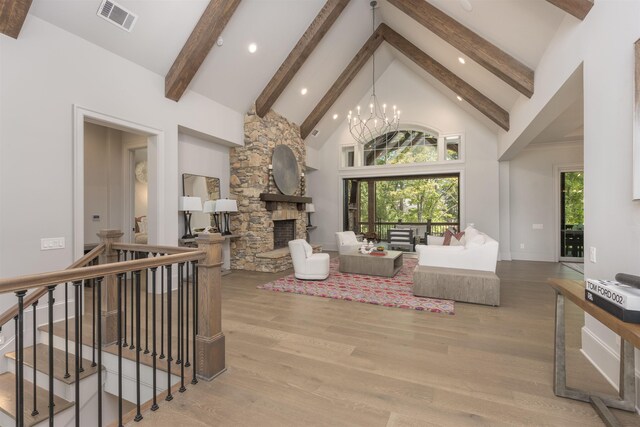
[{"xmin": 273, "ymin": 220, "xmax": 296, "ymax": 249}]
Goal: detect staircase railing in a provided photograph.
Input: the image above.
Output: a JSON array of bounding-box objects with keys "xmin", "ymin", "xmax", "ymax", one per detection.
[{"xmin": 0, "ymin": 229, "xmax": 225, "ymax": 427}]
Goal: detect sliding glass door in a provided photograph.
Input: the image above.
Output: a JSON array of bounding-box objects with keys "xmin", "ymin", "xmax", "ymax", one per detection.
[{"xmin": 560, "ymin": 171, "xmax": 584, "ymax": 261}]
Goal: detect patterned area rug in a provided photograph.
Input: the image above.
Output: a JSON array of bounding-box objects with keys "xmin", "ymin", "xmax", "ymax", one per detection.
[{"xmin": 257, "ymin": 257, "xmax": 454, "ymax": 315}]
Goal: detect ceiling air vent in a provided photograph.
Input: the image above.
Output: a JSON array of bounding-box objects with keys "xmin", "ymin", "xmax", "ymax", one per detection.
[
  {"xmin": 97, "ymin": 0, "xmax": 137, "ymax": 32},
  {"xmin": 311, "ymin": 129, "xmax": 320, "ymax": 137}
]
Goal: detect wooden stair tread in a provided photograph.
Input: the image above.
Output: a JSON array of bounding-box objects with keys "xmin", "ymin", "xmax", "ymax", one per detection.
[
  {"xmin": 6, "ymin": 343, "xmax": 98, "ymax": 384},
  {"xmin": 0, "ymin": 372, "xmax": 74, "ymax": 427}
]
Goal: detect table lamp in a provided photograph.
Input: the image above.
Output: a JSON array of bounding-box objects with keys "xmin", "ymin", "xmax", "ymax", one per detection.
[
  {"xmin": 215, "ymin": 198, "xmax": 238, "ymax": 235},
  {"xmin": 179, "ymin": 196, "xmax": 202, "ymax": 239},
  {"xmin": 305, "ymin": 203, "xmax": 315, "ymax": 227},
  {"xmin": 202, "ymin": 200, "xmax": 219, "ymax": 231}
]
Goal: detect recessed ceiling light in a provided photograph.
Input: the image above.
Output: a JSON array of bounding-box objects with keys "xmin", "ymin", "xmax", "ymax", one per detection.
[
  {"xmin": 456, "ymin": 95, "xmax": 463, "ymax": 101},
  {"xmin": 459, "ymin": 0, "xmax": 473, "ymax": 12},
  {"xmin": 301, "ymin": 88, "xmax": 308, "ymax": 95},
  {"xmin": 458, "ymin": 57, "xmax": 466, "ymax": 64},
  {"xmin": 332, "ymin": 114, "xmax": 339, "ymax": 120},
  {"xmin": 248, "ymin": 43, "xmax": 257, "ymax": 53}
]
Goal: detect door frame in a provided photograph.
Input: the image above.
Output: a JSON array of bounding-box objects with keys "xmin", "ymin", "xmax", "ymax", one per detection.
[
  {"xmin": 554, "ymin": 164, "xmax": 584, "ymax": 262},
  {"xmin": 73, "ymin": 105, "xmax": 165, "ymax": 260}
]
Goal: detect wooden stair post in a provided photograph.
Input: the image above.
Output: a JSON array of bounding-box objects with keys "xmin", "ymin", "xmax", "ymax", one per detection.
[
  {"xmin": 98, "ymin": 229, "xmax": 124, "ymax": 345},
  {"xmin": 195, "ymin": 233, "xmax": 226, "ymax": 380}
]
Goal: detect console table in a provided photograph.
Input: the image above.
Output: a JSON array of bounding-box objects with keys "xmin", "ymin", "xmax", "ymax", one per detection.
[{"xmin": 547, "ymin": 278, "xmax": 639, "ymax": 426}]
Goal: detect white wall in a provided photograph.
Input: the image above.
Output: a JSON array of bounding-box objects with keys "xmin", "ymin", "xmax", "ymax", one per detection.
[
  {"xmin": 499, "ymin": 0, "xmax": 640, "ymax": 405},
  {"xmin": 0, "ymin": 16, "xmax": 243, "ymax": 280},
  {"xmin": 508, "ymin": 142, "xmax": 583, "ymax": 261},
  {"xmin": 178, "ymin": 132, "xmax": 231, "ymax": 268},
  {"xmin": 308, "ymin": 60, "xmax": 500, "ymax": 250}
]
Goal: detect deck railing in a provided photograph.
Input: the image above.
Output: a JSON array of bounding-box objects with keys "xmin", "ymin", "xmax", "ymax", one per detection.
[{"xmin": 355, "ymin": 221, "xmax": 460, "ymax": 242}]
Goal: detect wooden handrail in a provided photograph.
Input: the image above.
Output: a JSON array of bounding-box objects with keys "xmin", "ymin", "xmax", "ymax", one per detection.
[
  {"xmin": 112, "ymin": 242, "xmax": 198, "ymax": 255},
  {"xmin": 0, "ymin": 244, "xmax": 107, "ymax": 328},
  {"xmin": 0, "ymin": 250, "xmax": 206, "ymax": 303}
]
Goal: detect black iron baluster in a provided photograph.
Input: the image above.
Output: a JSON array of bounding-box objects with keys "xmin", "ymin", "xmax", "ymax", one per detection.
[
  {"xmin": 134, "ymin": 269, "xmax": 143, "ymax": 422},
  {"xmin": 144, "ymin": 257, "xmax": 150, "ymax": 355},
  {"xmin": 96, "ymin": 276, "xmax": 103, "ymax": 427},
  {"xmin": 79, "ymin": 280, "xmax": 84, "ymax": 374},
  {"xmin": 123, "ymin": 252, "xmax": 128, "ymax": 348},
  {"xmin": 191, "ymin": 261, "xmax": 198, "ymax": 385},
  {"xmin": 150, "ymin": 262, "xmax": 159, "ymax": 412},
  {"xmin": 14, "ymin": 316, "xmax": 21, "ymax": 427},
  {"xmin": 179, "ymin": 262, "xmax": 186, "ymax": 393},
  {"xmin": 92, "ymin": 273, "xmax": 96, "ymax": 368},
  {"xmin": 73, "ymin": 281, "xmax": 81, "ymax": 426},
  {"xmin": 117, "ymin": 273, "xmax": 124, "ymax": 427},
  {"xmin": 185, "ymin": 261, "xmax": 190, "ymax": 369},
  {"xmin": 47, "ymin": 285, "xmax": 56, "ymax": 426},
  {"xmin": 165, "ymin": 264, "xmax": 173, "ymax": 402},
  {"xmin": 159, "ymin": 256, "xmax": 165, "ymax": 360},
  {"xmin": 177, "ymin": 263, "xmax": 182, "ymax": 367},
  {"xmin": 31, "ymin": 301, "xmax": 39, "ymax": 417},
  {"xmin": 16, "ymin": 290, "xmax": 27, "ymax": 427},
  {"xmin": 64, "ymin": 283, "xmax": 70, "ymax": 379},
  {"xmin": 130, "ymin": 251, "xmax": 135, "ymax": 350}
]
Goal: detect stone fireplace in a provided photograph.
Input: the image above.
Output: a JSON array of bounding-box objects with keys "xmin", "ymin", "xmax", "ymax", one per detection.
[{"xmin": 228, "ymin": 106, "xmax": 317, "ymax": 272}]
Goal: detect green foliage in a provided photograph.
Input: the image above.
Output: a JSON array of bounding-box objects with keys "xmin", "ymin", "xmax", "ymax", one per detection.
[
  {"xmin": 359, "ymin": 176, "xmax": 459, "ymax": 224},
  {"xmin": 564, "ymin": 172, "xmax": 584, "ymax": 226}
]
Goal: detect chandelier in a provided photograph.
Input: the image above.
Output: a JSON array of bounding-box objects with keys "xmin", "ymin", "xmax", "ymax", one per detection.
[{"xmin": 347, "ymin": 1, "xmax": 400, "ymax": 145}]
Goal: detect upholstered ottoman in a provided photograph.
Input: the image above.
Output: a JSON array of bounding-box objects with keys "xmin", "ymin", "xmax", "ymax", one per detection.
[{"xmin": 412, "ymin": 265, "xmax": 500, "ymax": 306}]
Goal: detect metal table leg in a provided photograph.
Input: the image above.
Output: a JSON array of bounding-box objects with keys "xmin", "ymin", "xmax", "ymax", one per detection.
[{"xmin": 553, "ymin": 291, "xmax": 637, "ymax": 424}]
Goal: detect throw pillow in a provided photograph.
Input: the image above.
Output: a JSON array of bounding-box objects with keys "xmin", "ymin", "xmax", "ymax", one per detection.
[{"xmin": 443, "ymin": 229, "xmax": 465, "ymax": 246}]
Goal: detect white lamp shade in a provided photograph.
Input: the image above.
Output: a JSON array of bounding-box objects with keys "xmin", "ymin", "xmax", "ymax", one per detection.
[
  {"xmin": 179, "ymin": 196, "xmax": 202, "ymax": 212},
  {"xmin": 305, "ymin": 203, "xmax": 315, "ymax": 213},
  {"xmin": 214, "ymin": 199, "xmax": 238, "ymax": 213},
  {"xmin": 202, "ymin": 200, "xmax": 216, "ymax": 214}
]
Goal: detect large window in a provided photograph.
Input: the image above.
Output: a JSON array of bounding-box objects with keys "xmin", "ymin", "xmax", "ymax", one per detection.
[
  {"xmin": 343, "ymin": 174, "xmax": 460, "ymax": 240},
  {"xmin": 342, "ymin": 129, "xmax": 463, "ymax": 168}
]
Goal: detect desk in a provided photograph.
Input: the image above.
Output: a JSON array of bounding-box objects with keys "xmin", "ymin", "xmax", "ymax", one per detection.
[{"xmin": 547, "ymin": 279, "xmax": 639, "ymax": 426}]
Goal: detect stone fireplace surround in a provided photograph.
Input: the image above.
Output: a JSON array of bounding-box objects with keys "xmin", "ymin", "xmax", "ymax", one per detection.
[{"xmin": 229, "ymin": 107, "xmax": 320, "ymax": 273}]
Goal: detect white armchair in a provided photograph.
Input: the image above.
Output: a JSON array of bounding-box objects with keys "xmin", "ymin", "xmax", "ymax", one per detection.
[
  {"xmin": 288, "ymin": 239, "xmax": 330, "ymax": 280},
  {"xmin": 415, "ymin": 226, "xmax": 499, "ymax": 272},
  {"xmin": 335, "ymin": 231, "xmax": 361, "ymax": 255}
]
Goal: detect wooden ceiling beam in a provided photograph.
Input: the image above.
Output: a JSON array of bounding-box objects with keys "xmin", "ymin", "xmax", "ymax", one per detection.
[
  {"xmin": 255, "ymin": 0, "xmax": 350, "ymax": 118},
  {"xmin": 0, "ymin": 0, "xmax": 32, "ymax": 39},
  {"xmin": 387, "ymin": 0, "xmax": 534, "ymax": 98},
  {"xmin": 381, "ymin": 24, "xmax": 509, "ymax": 131},
  {"xmin": 165, "ymin": 0, "xmax": 241, "ymax": 102},
  {"xmin": 545, "ymin": 0, "xmax": 593, "ymax": 20},
  {"xmin": 300, "ymin": 26, "xmax": 384, "ymax": 139}
]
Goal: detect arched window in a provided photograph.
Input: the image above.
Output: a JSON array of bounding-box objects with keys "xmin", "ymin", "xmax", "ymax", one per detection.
[{"xmin": 363, "ymin": 130, "xmax": 438, "ymax": 166}]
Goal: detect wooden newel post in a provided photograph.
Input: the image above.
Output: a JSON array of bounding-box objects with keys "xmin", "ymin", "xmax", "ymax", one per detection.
[
  {"xmin": 196, "ymin": 233, "xmax": 226, "ymax": 380},
  {"xmin": 97, "ymin": 229, "xmax": 124, "ymax": 345}
]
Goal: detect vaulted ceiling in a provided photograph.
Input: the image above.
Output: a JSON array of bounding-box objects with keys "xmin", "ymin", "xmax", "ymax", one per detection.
[{"xmin": 25, "ymin": 0, "xmax": 582, "ymax": 145}]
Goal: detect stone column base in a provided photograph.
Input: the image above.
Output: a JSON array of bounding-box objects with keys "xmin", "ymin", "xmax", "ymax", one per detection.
[{"xmin": 196, "ymin": 332, "xmax": 226, "ymax": 381}]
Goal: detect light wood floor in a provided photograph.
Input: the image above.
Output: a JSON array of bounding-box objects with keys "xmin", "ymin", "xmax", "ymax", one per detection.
[{"xmin": 130, "ymin": 259, "xmax": 638, "ymax": 426}]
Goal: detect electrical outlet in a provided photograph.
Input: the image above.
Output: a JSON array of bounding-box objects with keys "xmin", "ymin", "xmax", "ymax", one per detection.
[
  {"xmin": 41, "ymin": 237, "xmax": 65, "ymax": 251},
  {"xmin": 520, "ymin": 243, "xmax": 525, "ymax": 249},
  {"xmin": 589, "ymin": 247, "xmax": 597, "ymax": 263},
  {"xmin": 532, "ymin": 224, "xmax": 543, "ymax": 230}
]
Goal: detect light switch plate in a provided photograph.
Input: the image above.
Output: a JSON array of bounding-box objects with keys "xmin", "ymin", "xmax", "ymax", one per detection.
[
  {"xmin": 589, "ymin": 246, "xmax": 597, "ymax": 263},
  {"xmin": 532, "ymin": 224, "xmax": 543, "ymax": 230},
  {"xmin": 41, "ymin": 237, "xmax": 65, "ymax": 251}
]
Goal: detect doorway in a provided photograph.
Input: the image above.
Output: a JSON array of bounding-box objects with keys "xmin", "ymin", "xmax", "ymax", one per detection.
[{"xmin": 559, "ymin": 170, "xmax": 584, "ymax": 261}]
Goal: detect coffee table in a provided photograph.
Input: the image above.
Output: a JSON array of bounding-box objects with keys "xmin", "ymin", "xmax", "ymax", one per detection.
[{"xmin": 339, "ymin": 250, "xmax": 403, "ymax": 277}]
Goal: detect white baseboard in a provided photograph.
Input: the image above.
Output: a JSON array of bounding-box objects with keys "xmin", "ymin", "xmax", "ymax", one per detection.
[
  {"xmin": 581, "ymin": 325, "xmax": 640, "ymax": 412},
  {"xmin": 499, "ymin": 251, "xmax": 512, "ymax": 261},
  {"xmin": 510, "ymin": 251, "xmax": 555, "ymax": 262}
]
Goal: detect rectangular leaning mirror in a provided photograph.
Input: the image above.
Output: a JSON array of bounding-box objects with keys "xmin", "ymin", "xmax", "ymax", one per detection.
[{"xmin": 182, "ymin": 173, "xmax": 221, "ymax": 232}]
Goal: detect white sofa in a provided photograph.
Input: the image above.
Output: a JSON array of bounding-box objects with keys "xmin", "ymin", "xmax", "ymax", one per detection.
[
  {"xmin": 415, "ymin": 226, "xmax": 499, "ymax": 273},
  {"xmin": 288, "ymin": 239, "xmax": 330, "ymax": 280},
  {"xmin": 335, "ymin": 231, "xmax": 361, "ymax": 255}
]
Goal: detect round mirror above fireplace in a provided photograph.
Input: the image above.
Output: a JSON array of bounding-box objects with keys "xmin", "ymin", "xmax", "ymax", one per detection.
[{"xmin": 272, "ymin": 145, "xmax": 299, "ymax": 196}]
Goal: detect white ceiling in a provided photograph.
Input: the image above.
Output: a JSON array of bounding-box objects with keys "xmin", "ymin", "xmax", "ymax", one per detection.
[
  {"xmin": 29, "ymin": 0, "xmax": 570, "ymax": 145},
  {"xmin": 530, "ymin": 98, "xmax": 584, "ymax": 145}
]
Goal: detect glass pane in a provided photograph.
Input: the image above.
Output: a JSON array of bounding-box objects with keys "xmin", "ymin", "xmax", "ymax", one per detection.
[
  {"xmin": 445, "ymin": 135, "xmax": 460, "ymax": 160},
  {"xmin": 364, "ymin": 150, "xmax": 375, "ymax": 166},
  {"xmin": 341, "ymin": 146, "xmax": 355, "ymax": 167}
]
